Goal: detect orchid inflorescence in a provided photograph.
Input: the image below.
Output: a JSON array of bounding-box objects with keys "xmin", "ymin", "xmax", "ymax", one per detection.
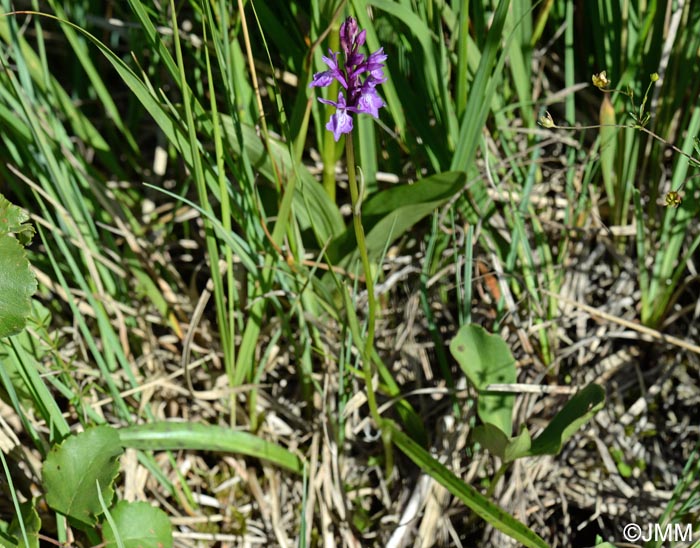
[{"xmin": 309, "ymin": 16, "xmax": 387, "ymax": 141}]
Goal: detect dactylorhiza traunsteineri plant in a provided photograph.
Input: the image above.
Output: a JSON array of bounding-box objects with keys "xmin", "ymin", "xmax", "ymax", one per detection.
[
  {"xmin": 309, "ymin": 16, "xmax": 387, "ymax": 142},
  {"xmin": 308, "ymin": 15, "xmax": 387, "ymax": 436}
]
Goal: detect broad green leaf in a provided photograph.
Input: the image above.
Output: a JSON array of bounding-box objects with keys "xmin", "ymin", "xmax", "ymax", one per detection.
[
  {"xmin": 361, "ymin": 171, "xmax": 467, "ymax": 224},
  {"xmin": 329, "ymin": 171, "xmax": 467, "ymax": 265},
  {"xmin": 450, "ymin": 324, "xmax": 517, "ymax": 436},
  {"xmin": 0, "ymin": 194, "xmax": 36, "ymax": 339},
  {"xmin": 473, "ymin": 423, "xmax": 532, "ymax": 463},
  {"xmin": 505, "ymin": 426, "xmax": 533, "ymax": 462},
  {"xmin": 43, "ymin": 426, "xmax": 123, "ymax": 525},
  {"xmin": 528, "ymin": 384, "xmax": 605, "ymax": 456},
  {"xmin": 118, "ymin": 422, "xmax": 303, "ymax": 474},
  {"xmin": 102, "ymin": 501, "xmax": 172, "ymax": 548},
  {"xmin": 472, "ymin": 423, "xmax": 510, "ymax": 459},
  {"xmin": 0, "ymin": 238, "xmax": 36, "ymax": 339}
]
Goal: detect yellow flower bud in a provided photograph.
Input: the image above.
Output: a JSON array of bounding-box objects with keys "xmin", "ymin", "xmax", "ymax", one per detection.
[
  {"xmin": 592, "ymin": 70, "xmax": 610, "ymax": 90},
  {"xmin": 651, "ymin": 72, "xmax": 659, "ymax": 82},
  {"xmin": 664, "ymin": 191, "xmax": 682, "ymax": 208},
  {"xmin": 538, "ymin": 111, "xmax": 556, "ymax": 129}
]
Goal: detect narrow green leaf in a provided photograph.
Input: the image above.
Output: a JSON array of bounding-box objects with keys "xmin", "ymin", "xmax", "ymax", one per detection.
[
  {"xmin": 389, "ymin": 423, "xmax": 549, "ymax": 548},
  {"xmin": 353, "ymin": 0, "xmax": 407, "ymax": 138},
  {"xmin": 0, "ymin": 15, "xmax": 110, "ymax": 153},
  {"xmin": 45, "ymin": 0, "xmax": 137, "ymax": 150},
  {"xmin": 450, "ymin": 0, "xmax": 511, "ymax": 172},
  {"xmin": 118, "ymin": 422, "xmax": 303, "ymax": 474}
]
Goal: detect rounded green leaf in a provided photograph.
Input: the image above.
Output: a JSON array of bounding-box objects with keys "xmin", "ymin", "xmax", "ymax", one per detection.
[
  {"xmin": 43, "ymin": 426, "xmax": 123, "ymax": 525},
  {"xmin": 102, "ymin": 501, "xmax": 173, "ymax": 548},
  {"xmin": 450, "ymin": 324, "xmax": 517, "ymax": 436}
]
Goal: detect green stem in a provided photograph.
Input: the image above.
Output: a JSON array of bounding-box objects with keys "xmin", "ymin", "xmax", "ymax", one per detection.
[
  {"xmin": 345, "ymin": 136, "xmax": 379, "ymax": 426},
  {"xmin": 485, "ymin": 461, "xmax": 509, "ymax": 499}
]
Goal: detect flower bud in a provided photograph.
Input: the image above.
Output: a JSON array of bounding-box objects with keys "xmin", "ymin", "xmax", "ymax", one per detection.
[
  {"xmin": 592, "ymin": 70, "xmax": 610, "ymax": 90},
  {"xmin": 340, "ymin": 17, "xmax": 359, "ymax": 55},
  {"xmin": 665, "ymin": 191, "xmax": 681, "ymax": 208},
  {"xmin": 538, "ymin": 111, "xmax": 555, "ymax": 129}
]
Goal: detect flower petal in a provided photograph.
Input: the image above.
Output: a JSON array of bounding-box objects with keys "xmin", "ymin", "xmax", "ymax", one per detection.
[
  {"xmin": 356, "ymin": 88, "xmax": 384, "ymax": 118},
  {"xmin": 309, "ymin": 71, "xmax": 335, "ymax": 88},
  {"xmin": 326, "ymin": 109, "xmax": 353, "ymax": 141}
]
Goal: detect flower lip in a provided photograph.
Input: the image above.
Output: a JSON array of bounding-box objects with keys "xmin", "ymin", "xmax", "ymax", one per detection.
[{"xmin": 319, "ymin": 92, "xmax": 354, "ymax": 141}]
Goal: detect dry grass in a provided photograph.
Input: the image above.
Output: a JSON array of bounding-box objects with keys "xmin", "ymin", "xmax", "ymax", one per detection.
[
  {"xmin": 4, "ymin": 160, "xmax": 699, "ymax": 546},
  {"xmin": 2, "ymin": 4, "xmax": 700, "ymax": 545}
]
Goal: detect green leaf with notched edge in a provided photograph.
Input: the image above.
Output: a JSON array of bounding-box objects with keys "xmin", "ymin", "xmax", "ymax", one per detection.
[
  {"xmin": 102, "ymin": 501, "xmax": 172, "ymax": 548},
  {"xmin": 0, "ymin": 195, "xmax": 34, "ymax": 243},
  {"xmin": 450, "ymin": 324, "xmax": 517, "ymax": 436},
  {"xmin": 43, "ymin": 426, "xmax": 123, "ymax": 525},
  {"xmin": 0, "ymin": 194, "xmax": 36, "ymax": 339}
]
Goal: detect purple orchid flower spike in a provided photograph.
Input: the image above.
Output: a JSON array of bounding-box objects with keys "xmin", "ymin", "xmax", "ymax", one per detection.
[{"xmin": 309, "ymin": 16, "xmax": 386, "ymax": 142}]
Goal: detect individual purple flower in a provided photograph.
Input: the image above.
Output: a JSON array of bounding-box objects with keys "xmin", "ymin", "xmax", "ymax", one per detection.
[
  {"xmin": 356, "ymin": 82, "xmax": 383, "ymax": 118},
  {"xmin": 318, "ymin": 92, "xmax": 353, "ymax": 141},
  {"xmin": 309, "ymin": 16, "xmax": 386, "ymax": 142}
]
